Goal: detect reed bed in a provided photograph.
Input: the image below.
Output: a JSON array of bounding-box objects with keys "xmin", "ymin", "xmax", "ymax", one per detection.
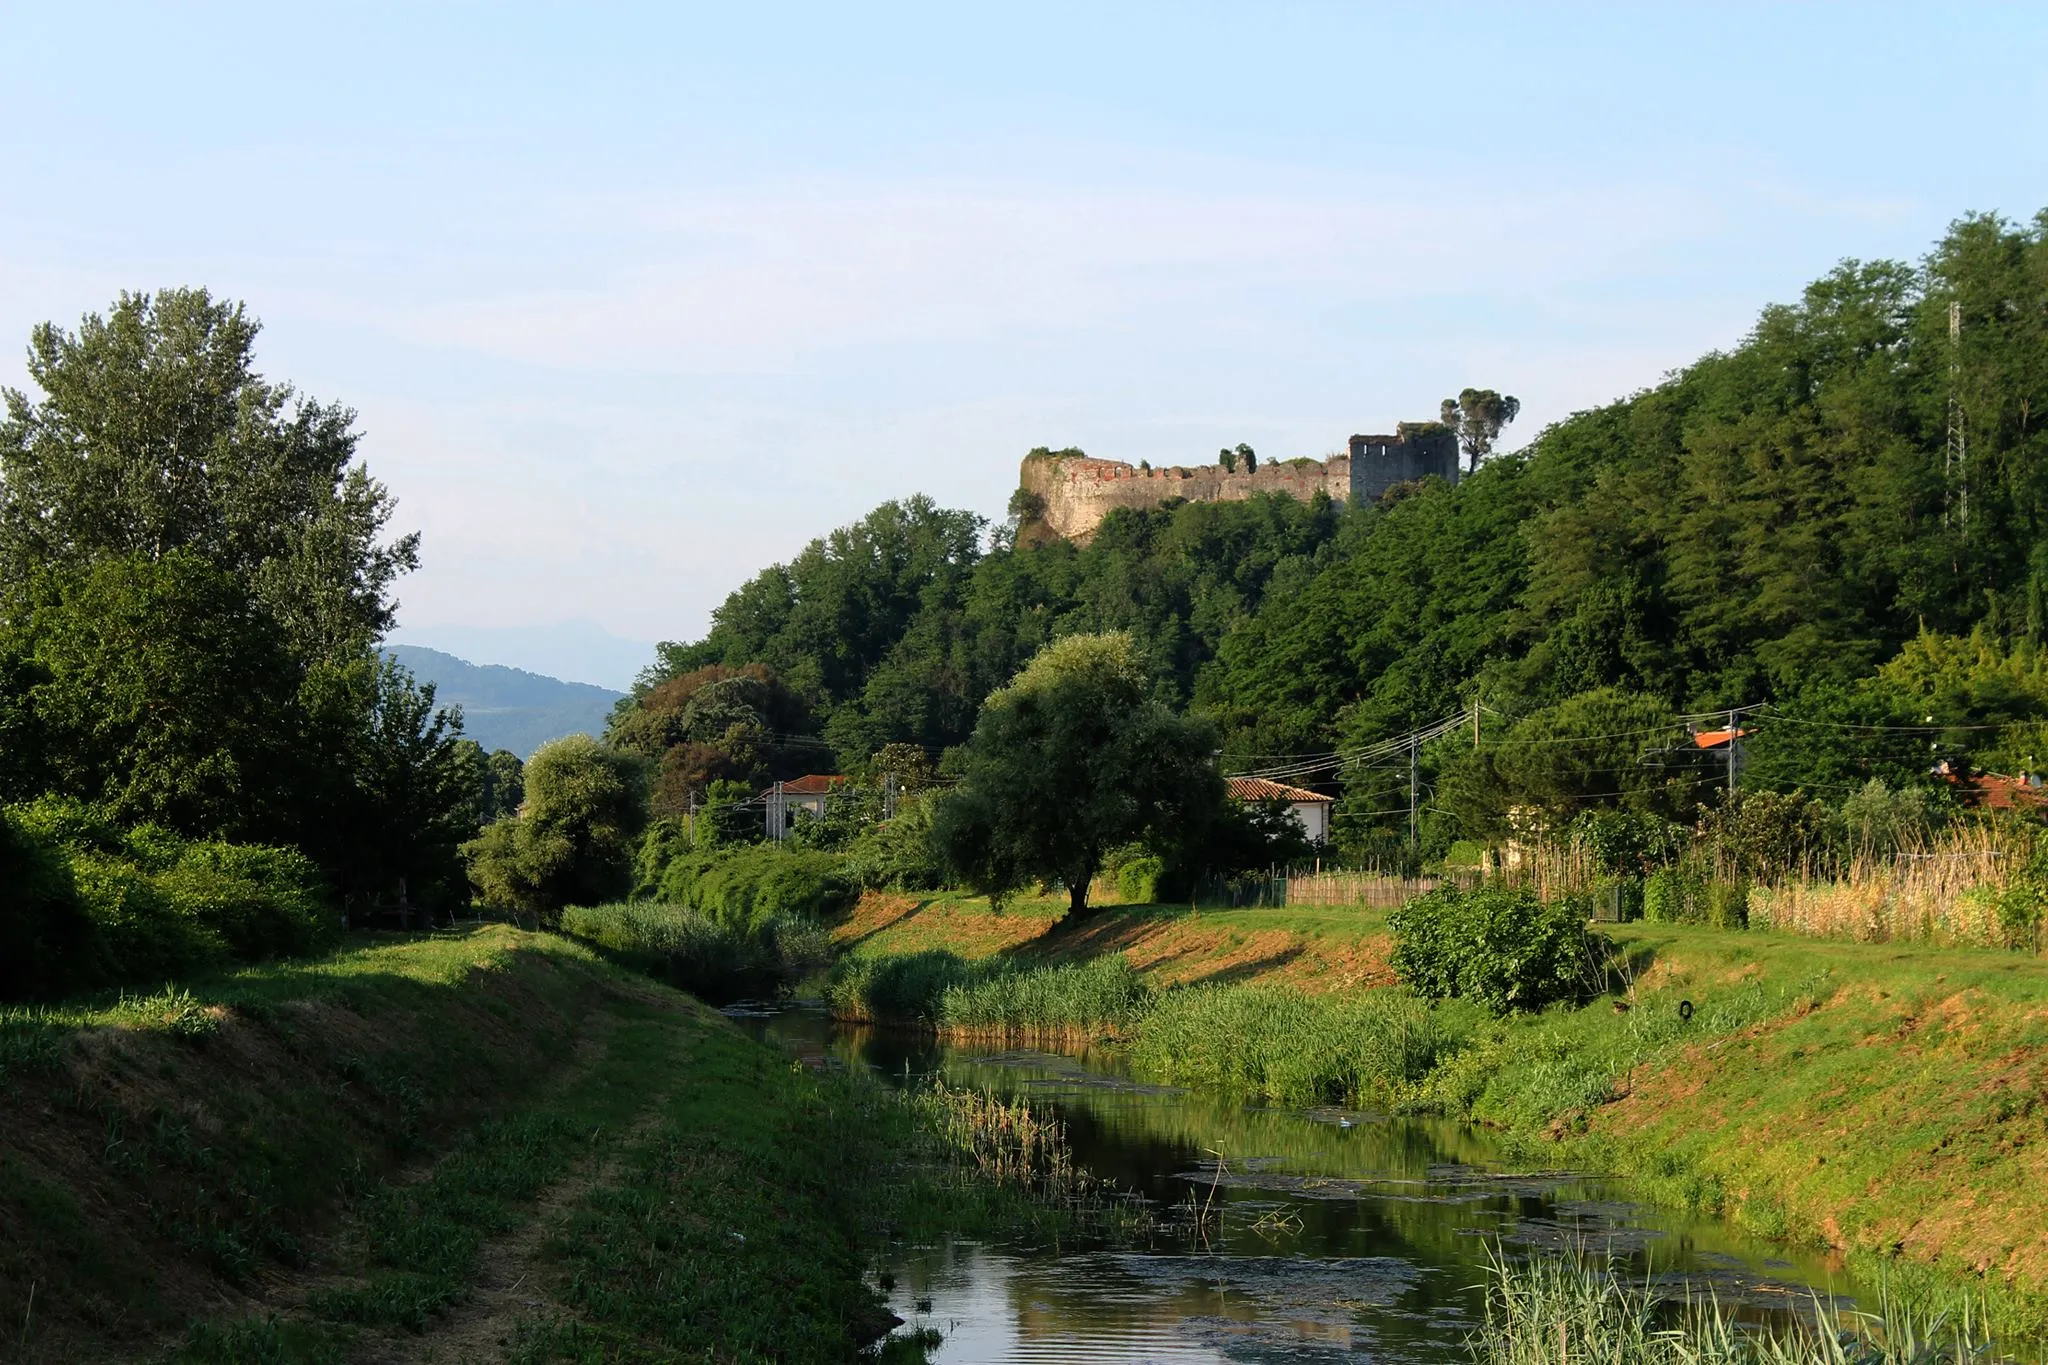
[
  {"xmin": 1125, "ymin": 983, "xmax": 1465, "ymax": 1108},
  {"xmin": 1471, "ymin": 1252, "xmax": 2011, "ymax": 1365},
  {"xmin": 1489, "ymin": 825, "xmax": 2039, "ymax": 954},
  {"xmin": 935, "ymin": 955, "xmax": 1152, "ymax": 1043},
  {"xmin": 1749, "ymin": 829, "xmax": 2018, "ymax": 950},
  {"xmin": 913, "ymin": 1081, "xmax": 1093, "ymax": 1199},
  {"xmin": 558, "ymin": 901, "xmax": 834, "ymax": 999}
]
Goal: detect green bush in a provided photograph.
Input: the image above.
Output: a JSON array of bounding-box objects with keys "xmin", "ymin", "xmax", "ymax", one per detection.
[
  {"xmin": 1643, "ymin": 866, "xmax": 1705, "ymax": 923},
  {"xmin": 1995, "ymin": 843, "xmax": 2048, "ymax": 952},
  {"xmin": 2, "ymin": 801, "xmax": 337, "ymax": 1001},
  {"xmin": 1705, "ymin": 879, "xmax": 1750, "ymax": 930},
  {"xmin": 0, "ymin": 808, "xmax": 102, "ymax": 999},
  {"xmin": 69, "ymin": 850, "xmax": 221, "ymax": 981},
  {"xmin": 1389, "ymin": 883, "xmax": 1604, "ymax": 1016},
  {"xmin": 155, "ymin": 843, "xmax": 335, "ymax": 960},
  {"xmin": 1116, "ymin": 856, "xmax": 1163, "ymax": 904},
  {"xmin": 688, "ymin": 845, "xmax": 858, "ymax": 929}
]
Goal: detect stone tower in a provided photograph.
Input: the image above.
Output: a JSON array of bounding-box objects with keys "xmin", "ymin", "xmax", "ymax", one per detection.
[{"xmin": 1346, "ymin": 425, "xmax": 1459, "ymax": 502}]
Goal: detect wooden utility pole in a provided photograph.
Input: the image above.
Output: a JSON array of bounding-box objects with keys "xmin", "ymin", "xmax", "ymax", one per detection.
[
  {"xmin": 1408, "ymin": 734, "xmax": 1420, "ymax": 854},
  {"xmin": 1725, "ymin": 708, "xmax": 1738, "ymax": 797}
]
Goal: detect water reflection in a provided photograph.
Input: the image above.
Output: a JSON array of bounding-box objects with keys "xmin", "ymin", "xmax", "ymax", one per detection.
[{"xmin": 736, "ymin": 1004, "xmax": 1861, "ymax": 1362}]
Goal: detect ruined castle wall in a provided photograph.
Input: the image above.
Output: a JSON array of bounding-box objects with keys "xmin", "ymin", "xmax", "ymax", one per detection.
[
  {"xmin": 1019, "ymin": 453, "xmax": 1350, "ymax": 543},
  {"xmin": 1348, "ymin": 430, "xmax": 1460, "ymax": 502}
]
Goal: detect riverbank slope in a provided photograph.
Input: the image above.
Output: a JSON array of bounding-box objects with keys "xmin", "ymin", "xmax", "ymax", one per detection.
[
  {"xmin": 1, "ymin": 925, "xmax": 916, "ymax": 1363},
  {"xmin": 833, "ymin": 891, "xmax": 2048, "ymax": 1331}
]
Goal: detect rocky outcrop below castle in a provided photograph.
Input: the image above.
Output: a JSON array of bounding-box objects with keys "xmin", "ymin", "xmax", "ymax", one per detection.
[{"xmin": 1017, "ymin": 425, "xmax": 1458, "ymax": 543}]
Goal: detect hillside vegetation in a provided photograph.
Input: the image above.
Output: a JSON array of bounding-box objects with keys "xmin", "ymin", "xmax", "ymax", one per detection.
[{"xmin": 621, "ymin": 211, "xmax": 2048, "ymax": 865}]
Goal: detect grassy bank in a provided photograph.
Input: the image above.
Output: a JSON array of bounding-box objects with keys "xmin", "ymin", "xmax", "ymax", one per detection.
[
  {"xmin": 829, "ymin": 891, "xmax": 2048, "ymax": 1335},
  {"xmin": 0, "ymin": 924, "xmax": 985, "ymax": 1363}
]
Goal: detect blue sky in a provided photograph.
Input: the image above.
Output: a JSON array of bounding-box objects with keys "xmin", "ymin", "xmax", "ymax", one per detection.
[{"xmin": 3, "ymin": 3, "xmax": 2044, "ymax": 686}]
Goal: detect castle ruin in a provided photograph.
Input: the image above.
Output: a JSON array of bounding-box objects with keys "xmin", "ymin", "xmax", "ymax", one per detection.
[{"xmin": 1017, "ymin": 423, "xmax": 1459, "ymax": 543}]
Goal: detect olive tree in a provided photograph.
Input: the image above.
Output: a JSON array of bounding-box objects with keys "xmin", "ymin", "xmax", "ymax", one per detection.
[{"xmin": 932, "ymin": 633, "xmax": 1220, "ymax": 919}]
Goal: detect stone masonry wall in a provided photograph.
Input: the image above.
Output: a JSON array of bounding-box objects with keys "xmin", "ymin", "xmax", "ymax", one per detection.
[{"xmin": 1019, "ymin": 427, "xmax": 1458, "ymax": 543}]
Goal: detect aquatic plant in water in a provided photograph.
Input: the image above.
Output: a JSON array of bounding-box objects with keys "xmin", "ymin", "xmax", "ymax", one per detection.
[{"xmin": 1471, "ymin": 1251, "xmax": 2010, "ymax": 1364}]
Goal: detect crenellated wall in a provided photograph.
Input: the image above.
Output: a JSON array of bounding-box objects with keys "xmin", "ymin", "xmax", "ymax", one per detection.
[{"xmin": 1018, "ymin": 426, "xmax": 1457, "ymax": 543}]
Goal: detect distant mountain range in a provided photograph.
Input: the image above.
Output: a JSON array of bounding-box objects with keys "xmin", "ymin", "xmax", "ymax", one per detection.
[
  {"xmin": 386, "ymin": 645, "xmax": 624, "ymax": 759},
  {"xmin": 384, "ymin": 618, "xmax": 655, "ymax": 692}
]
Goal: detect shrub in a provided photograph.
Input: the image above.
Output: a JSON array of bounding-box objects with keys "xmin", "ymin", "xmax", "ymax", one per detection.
[
  {"xmin": 155, "ymin": 843, "xmax": 335, "ymax": 960},
  {"xmin": 0, "ymin": 808, "xmax": 102, "ymax": 1000},
  {"xmin": 1705, "ymin": 879, "xmax": 1749, "ymax": 930},
  {"xmin": 1643, "ymin": 866, "xmax": 1705, "ymax": 924},
  {"xmin": 1389, "ymin": 883, "xmax": 1604, "ymax": 1016},
  {"xmin": 2, "ymin": 802, "xmax": 336, "ymax": 1001},
  {"xmin": 69, "ymin": 851, "xmax": 221, "ymax": 980},
  {"xmin": 1116, "ymin": 856, "xmax": 1163, "ymax": 904},
  {"xmin": 1996, "ymin": 843, "xmax": 2048, "ymax": 951},
  {"xmin": 687, "ymin": 845, "xmax": 858, "ymax": 929}
]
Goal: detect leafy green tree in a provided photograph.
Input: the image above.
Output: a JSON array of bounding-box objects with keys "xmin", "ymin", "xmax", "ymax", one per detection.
[
  {"xmin": 0, "ymin": 288, "xmax": 414, "ymax": 660},
  {"xmin": 0, "ymin": 288, "xmax": 463, "ymax": 914},
  {"xmin": 487, "ymin": 748, "xmax": 526, "ymax": 819},
  {"xmin": 1439, "ymin": 388, "xmax": 1521, "ymax": 471},
  {"xmin": 309, "ymin": 657, "xmax": 470, "ymax": 912},
  {"xmin": 932, "ymin": 633, "xmax": 1221, "ymax": 918},
  {"xmin": 4, "ymin": 551, "xmax": 302, "ymax": 835},
  {"xmin": 462, "ymin": 735, "xmax": 648, "ymax": 922}
]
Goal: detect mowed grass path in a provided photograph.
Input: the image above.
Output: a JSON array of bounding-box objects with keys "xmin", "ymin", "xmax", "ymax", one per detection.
[
  {"xmin": 2, "ymin": 926, "xmax": 920, "ymax": 1364},
  {"xmin": 835, "ymin": 891, "xmax": 2048, "ymax": 1331}
]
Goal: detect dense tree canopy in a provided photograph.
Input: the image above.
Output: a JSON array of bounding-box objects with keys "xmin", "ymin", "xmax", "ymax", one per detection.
[
  {"xmin": 0, "ymin": 289, "xmax": 471, "ymax": 910},
  {"xmin": 626, "ymin": 210, "xmax": 2048, "ymax": 865},
  {"xmin": 931, "ymin": 633, "xmax": 1222, "ymax": 916}
]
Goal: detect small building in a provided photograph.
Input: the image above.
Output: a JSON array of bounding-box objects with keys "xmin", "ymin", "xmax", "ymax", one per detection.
[
  {"xmin": 764, "ymin": 774, "xmax": 844, "ymax": 840},
  {"xmin": 1226, "ymin": 777, "xmax": 1333, "ymax": 844},
  {"xmin": 1933, "ymin": 760, "xmax": 2048, "ymax": 814}
]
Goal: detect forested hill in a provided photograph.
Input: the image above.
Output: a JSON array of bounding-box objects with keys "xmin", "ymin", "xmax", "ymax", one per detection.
[
  {"xmin": 387, "ymin": 645, "xmax": 621, "ymax": 758},
  {"xmin": 621, "ymin": 211, "xmax": 2048, "ymax": 861}
]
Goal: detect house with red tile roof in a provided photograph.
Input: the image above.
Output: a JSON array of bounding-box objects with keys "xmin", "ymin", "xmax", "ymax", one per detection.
[
  {"xmin": 763, "ymin": 774, "xmax": 845, "ymax": 840},
  {"xmin": 1227, "ymin": 776, "xmax": 1333, "ymax": 844}
]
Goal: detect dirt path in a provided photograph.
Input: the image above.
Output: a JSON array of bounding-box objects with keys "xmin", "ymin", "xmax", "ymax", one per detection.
[
  {"xmin": 196, "ymin": 998, "xmax": 685, "ymax": 1365},
  {"xmin": 349, "ymin": 1096, "xmax": 672, "ymax": 1364}
]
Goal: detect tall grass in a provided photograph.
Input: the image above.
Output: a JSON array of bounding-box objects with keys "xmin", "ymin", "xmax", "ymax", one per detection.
[
  {"xmin": 1125, "ymin": 984, "xmax": 1467, "ymax": 1108},
  {"xmin": 1748, "ymin": 826, "xmax": 2019, "ymax": 949},
  {"xmin": 913, "ymin": 1080, "xmax": 1092, "ymax": 1197},
  {"xmin": 827, "ymin": 952, "xmax": 1151, "ymax": 1043},
  {"xmin": 1471, "ymin": 1251, "xmax": 2010, "ymax": 1364},
  {"xmin": 936, "ymin": 956, "xmax": 1151, "ymax": 1043},
  {"xmin": 558, "ymin": 902, "xmax": 833, "ymax": 1001},
  {"xmin": 1504, "ymin": 824, "xmax": 2038, "ymax": 954},
  {"xmin": 825, "ymin": 949, "xmax": 979, "ymax": 1025}
]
